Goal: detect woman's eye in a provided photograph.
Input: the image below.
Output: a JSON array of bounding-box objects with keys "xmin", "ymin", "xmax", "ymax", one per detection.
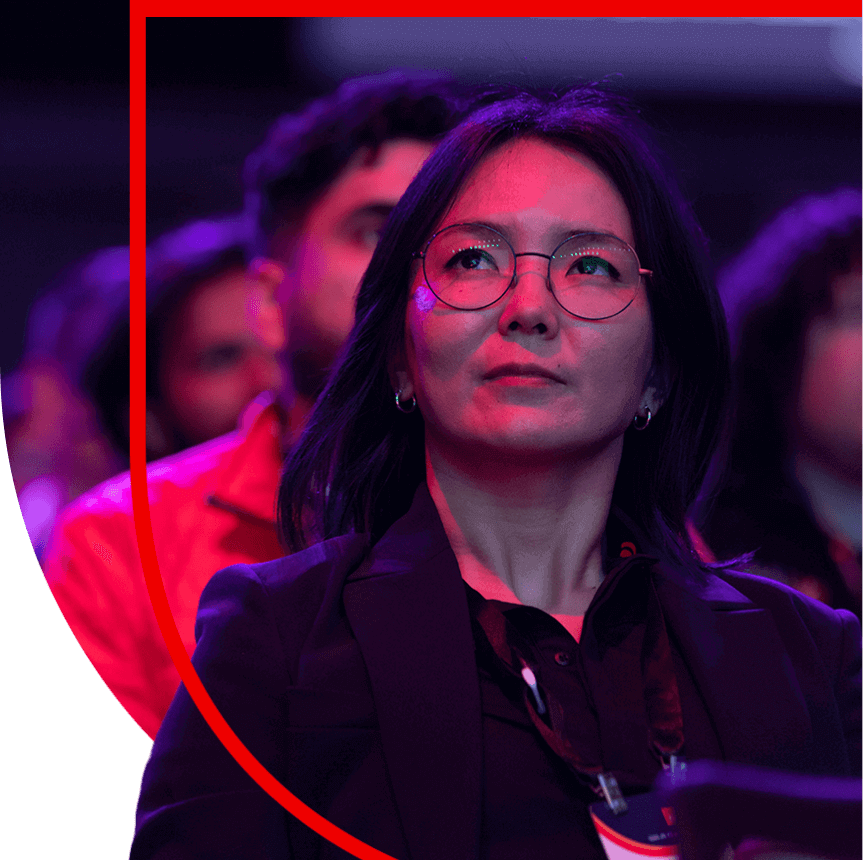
[
  {"xmin": 573, "ymin": 255, "xmax": 616, "ymax": 278},
  {"xmin": 449, "ymin": 249, "xmax": 496, "ymax": 272}
]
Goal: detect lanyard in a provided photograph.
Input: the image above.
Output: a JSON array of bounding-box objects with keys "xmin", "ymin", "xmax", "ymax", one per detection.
[{"xmin": 470, "ymin": 557, "xmax": 684, "ymax": 814}]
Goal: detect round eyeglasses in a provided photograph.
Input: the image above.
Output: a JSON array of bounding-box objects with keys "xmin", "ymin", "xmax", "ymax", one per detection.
[{"xmin": 414, "ymin": 223, "xmax": 652, "ymax": 321}]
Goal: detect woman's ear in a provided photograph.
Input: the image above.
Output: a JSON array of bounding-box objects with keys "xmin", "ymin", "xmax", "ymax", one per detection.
[
  {"xmin": 389, "ymin": 353, "xmax": 415, "ymax": 401},
  {"xmin": 641, "ymin": 362, "xmax": 674, "ymax": 417},
  {"xmin": 394, "ymin": 370, "xmax": 414, "ymax": 400},
  {"xmin": 387, "ymin": 331, "xmax": 416, "ymax": 397}
]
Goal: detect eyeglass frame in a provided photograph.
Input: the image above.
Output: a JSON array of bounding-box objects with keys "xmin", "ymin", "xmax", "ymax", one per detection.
[{"xmin": 412, "ymin": 222, "xmax": 653, "ymax": 321}]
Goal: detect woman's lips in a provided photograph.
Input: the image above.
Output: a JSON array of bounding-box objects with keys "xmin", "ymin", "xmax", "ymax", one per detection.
[{"xmin": 483, "ymin": 363, "xmax": 566, "ymax": 385}]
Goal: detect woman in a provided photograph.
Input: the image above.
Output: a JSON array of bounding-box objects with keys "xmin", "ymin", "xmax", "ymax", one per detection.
[{"xmin": 132, "ymin": 86, "xmax": 861, "ymax": 859}]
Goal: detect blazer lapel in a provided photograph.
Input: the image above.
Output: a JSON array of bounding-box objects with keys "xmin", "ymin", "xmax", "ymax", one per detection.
[
  {"xmin": 654, "ymin": 565, "xmax": 815, "ymax": 772},
  {"xmin": 343, "ymin": 486, "xmax": 482, "ymax": 860}
]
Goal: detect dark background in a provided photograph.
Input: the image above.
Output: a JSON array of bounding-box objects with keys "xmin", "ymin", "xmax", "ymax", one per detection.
[
  {"xmin": 5, "ymin": 15, "xmax": 861, "ymax": 858},
  {"xmin": 2, "ymin": 16, "xmax": 860, "ymax": 375}
]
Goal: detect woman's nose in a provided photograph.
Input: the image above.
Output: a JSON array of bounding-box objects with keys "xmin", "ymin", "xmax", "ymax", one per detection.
[{"xmin": 497, "ymin": 260, "xmax": 560, "ymax": 338}]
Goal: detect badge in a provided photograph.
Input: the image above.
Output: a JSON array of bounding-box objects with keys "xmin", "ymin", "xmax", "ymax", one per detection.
[{"xmin": 590, "ymin": 789, "xmax": 679, "ymax": 859}]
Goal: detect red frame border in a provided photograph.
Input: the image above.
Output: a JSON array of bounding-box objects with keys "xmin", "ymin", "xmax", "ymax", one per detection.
[
  {"xmin": 129, "ymin": 11, "xmax": 398, "ymax": 860},
  {"xmin": 129, "ymin": 9, "xmax": 861, "ymax": 858}
]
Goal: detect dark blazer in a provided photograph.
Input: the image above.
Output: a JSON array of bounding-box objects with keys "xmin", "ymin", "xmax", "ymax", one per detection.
[{"xmin": 132, "ymin": 485, "xmax": 861, "ymax": 860}]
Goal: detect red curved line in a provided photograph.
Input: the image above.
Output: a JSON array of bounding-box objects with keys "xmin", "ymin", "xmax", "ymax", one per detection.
[
  {"xmin": 590, "ymin": 810, "xmax": 678, "ymax": 856},
  {"xmin": 129, "ymin": 10, "xmax": 394, "ymax": 859}
]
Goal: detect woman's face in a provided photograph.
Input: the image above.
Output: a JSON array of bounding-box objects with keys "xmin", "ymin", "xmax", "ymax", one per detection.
[{"xmin": 398, "ymin": 137, "xmax": 662, "ymax": 467}]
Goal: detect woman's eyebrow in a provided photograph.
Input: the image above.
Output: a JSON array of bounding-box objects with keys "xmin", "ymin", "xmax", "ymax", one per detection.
[{"xmin": 449, "ymin": 219, "xmax": 625, "ymax": 246}]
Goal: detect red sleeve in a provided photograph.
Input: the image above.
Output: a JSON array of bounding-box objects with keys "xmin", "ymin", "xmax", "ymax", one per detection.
[{"xmin": 42, "ymin": 492, "xmax": 178, "ymax": 739}]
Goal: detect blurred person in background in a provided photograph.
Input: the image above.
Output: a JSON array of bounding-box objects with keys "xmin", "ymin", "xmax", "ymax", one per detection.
[
  {"xmin": 698, "ymin": 188, "xmax": 861, "ymax": 615},
  {"xmin": 4, "ymin": 216, "xmax": 280, "ymax": 561},
  {"xmin": 87, "ymin": 215, "xmax": 283, "ymax": 463},
  {"xmin": 43, "ymin": 71, "xmax": 464, "ymax": 738},
  {"xmin": 3, "ymin": 248, "xmax": 129, "ymax": 559}
]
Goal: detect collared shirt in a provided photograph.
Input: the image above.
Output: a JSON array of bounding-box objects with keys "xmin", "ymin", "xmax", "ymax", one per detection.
[{"xmin": 463, "ymin": 537, "xmax": 723, "ymax": 858}]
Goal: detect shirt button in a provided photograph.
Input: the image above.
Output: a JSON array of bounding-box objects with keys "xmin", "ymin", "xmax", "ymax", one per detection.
[{"xmin": 554, "ymin": 652, "xmax": 571, "ymax": 667}]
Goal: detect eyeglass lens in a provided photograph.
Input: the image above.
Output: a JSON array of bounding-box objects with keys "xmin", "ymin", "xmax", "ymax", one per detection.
[{"xmin": 423, "ymin": 224, "xmax": 642, "ymax": 320}]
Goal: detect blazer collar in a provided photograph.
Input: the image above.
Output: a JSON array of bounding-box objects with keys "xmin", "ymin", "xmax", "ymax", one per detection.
[
  {"xmin": 343, "ymin": 484, "xmax": 482, "ymax": 860},
  {"xmin": 653, "ymin": 563, "xmax": 815, "ymax": 771},
  {"xmin": 343, "ymin": 486, "xmax": 817, "ymax": 857}
]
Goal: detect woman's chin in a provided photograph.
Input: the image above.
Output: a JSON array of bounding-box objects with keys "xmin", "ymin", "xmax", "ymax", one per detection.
[{"xmin": 429, "ymin": 421, "xmax": 624, "ymax": 470}]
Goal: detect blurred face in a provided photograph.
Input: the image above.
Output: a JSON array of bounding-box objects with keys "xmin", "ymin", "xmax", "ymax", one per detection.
[
  {"xmin": 398, "ymin": 138, "xmax": 660, "ymax": 466},
  {"xmin": 795, "ymin": 262, "xmax": 862, "ymax": 481},
  {"xmin": 272, "ymin": 138, "xmax": 434, "ymax": 399},
  {"xmin": 160, "ymin": 267, "xmax": 282, "ymax": 444}
]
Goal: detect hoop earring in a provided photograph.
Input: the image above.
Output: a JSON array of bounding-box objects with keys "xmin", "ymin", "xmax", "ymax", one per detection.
[
  {"xmin": 395, "ymin": 389, "xmax": 417, "ymax": 414},
  {"xmin": 632, "ymin": 407, "xmax": 652, "ymax": 431}
]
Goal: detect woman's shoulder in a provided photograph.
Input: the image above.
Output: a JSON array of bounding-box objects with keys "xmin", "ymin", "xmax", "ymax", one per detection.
[
  {"xmin": 708, "ymin": 565, "xmax": 860, "ymax": 647},
  {"xmin": 714, "ymin": 565, "xmax": 848, "ymax": 610},
  {"xmin": 195, "ymin": 533, "xmax": 373, "ymax": 653},
  {"xmin": 203, "ymin": 532, "xmax": 372, "ymax": 602},
  {"xmin": 252, "ymin": 532, "xmax": 373, "ymax": 587}
]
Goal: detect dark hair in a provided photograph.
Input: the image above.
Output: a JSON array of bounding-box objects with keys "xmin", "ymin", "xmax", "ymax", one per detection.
[
  {"xmin": 243, "ymin": 70, "xmax": 464, "ymax": 257},
  {"xmin": 702, "ymin": 188, "xmax": 861, "ymax": 505},
  {"xmin": 85, "ymin": 216, "xmax": 251, "ymax": 459},
  {"xmin": 279, "ymin": 83, "xmax": 731, "ymax": 573}
]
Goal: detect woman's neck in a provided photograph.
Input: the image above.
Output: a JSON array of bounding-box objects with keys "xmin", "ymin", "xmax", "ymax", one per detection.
[{"xmin": 426, "ymin": 440, "xmax": 622, "ymax": 616}]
